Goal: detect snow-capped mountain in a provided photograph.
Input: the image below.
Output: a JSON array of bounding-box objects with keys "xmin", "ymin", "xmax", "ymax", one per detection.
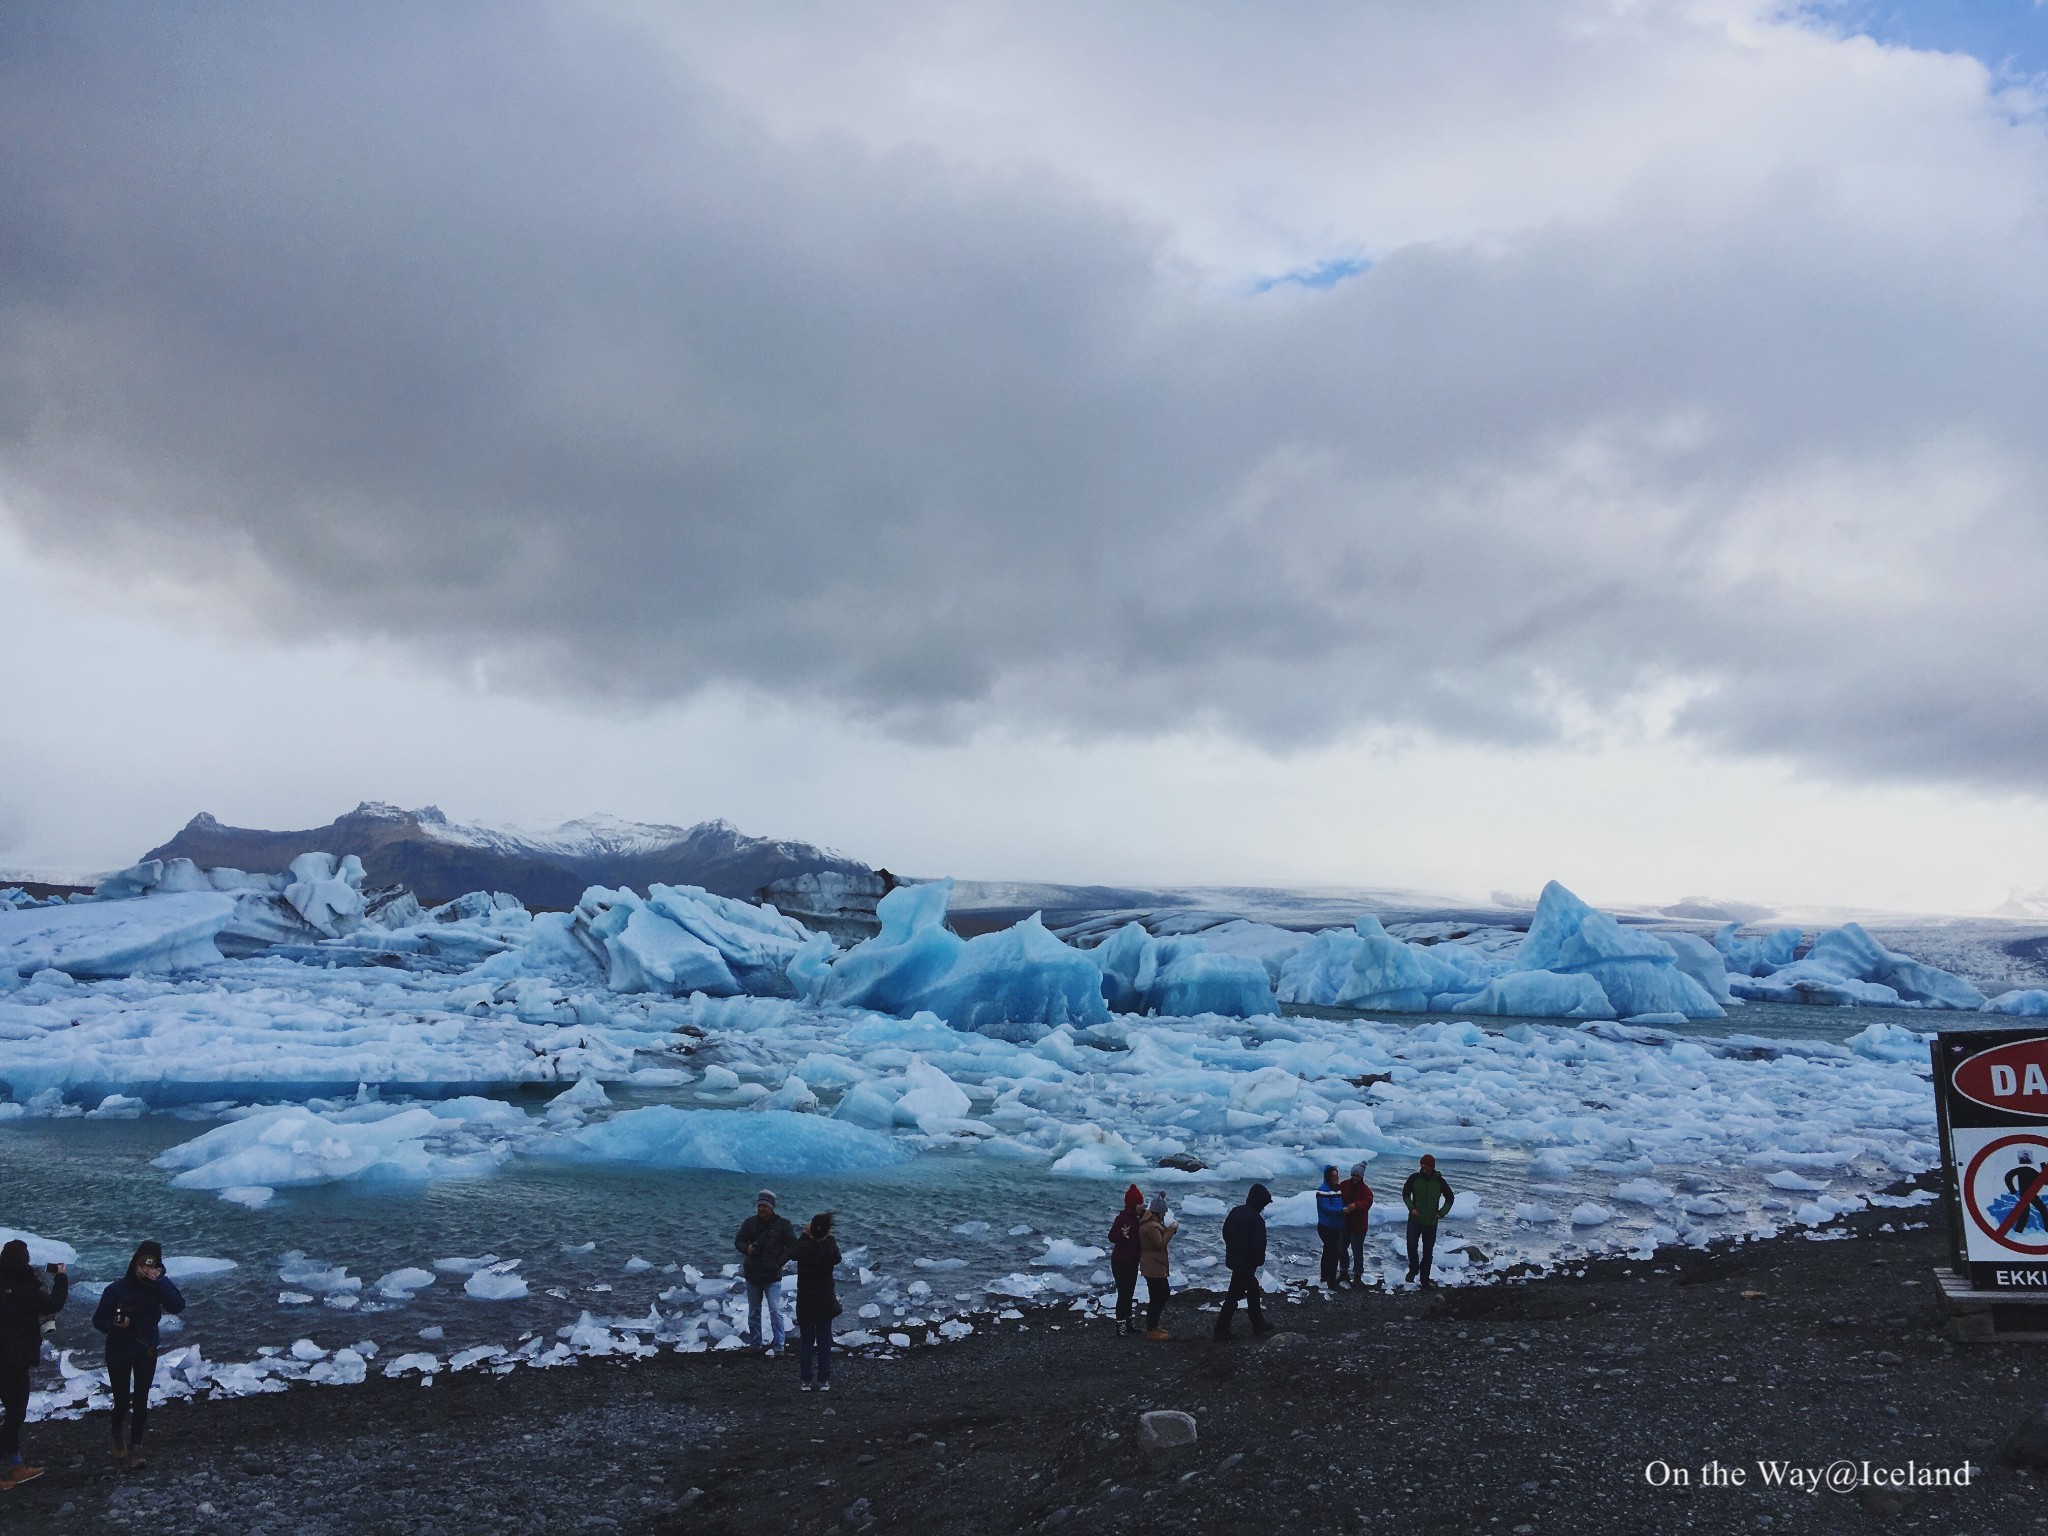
[{"xmin": 144, "ymin": 803, "xmax": 873, "ymax": 907}]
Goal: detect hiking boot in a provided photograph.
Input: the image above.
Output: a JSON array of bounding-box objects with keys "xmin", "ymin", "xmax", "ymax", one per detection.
[
  {"xmin": 800, "ymin": 1379, "xmax": 813, "ymax": 1391},
  {"xmin": 818, "ymin": 1380, "xmax": 831, "ymax": 1392},
  {"xmin": 1145, "ymin": 1328, "xmax": 1172, "ymax": 1341},
  {"xmin": 108, "ymin": 1430, "xmax": 128, "ymax": 1462},
  {"xmin": 128, "ymin": 1444, "xmax": 150, "ymax": 1469},
  {"xmin": 2, "ymin": 1465, "xmax": 44, "ymax": 1490}
]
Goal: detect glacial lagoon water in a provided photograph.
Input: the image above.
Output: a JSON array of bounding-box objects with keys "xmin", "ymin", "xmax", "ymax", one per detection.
[{"xmin": 1, "ymin": 999, "xmax": 1939, "ymax": 1372}]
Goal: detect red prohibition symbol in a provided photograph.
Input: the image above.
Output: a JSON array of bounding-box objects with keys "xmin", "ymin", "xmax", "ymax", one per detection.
[{"xmin": 1962, "ymin": 1133, "xmax": 2048, "ymax": 1256}]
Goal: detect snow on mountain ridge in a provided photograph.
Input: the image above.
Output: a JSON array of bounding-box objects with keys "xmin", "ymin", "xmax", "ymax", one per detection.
[{"xmin": 420, "ymin": 811, "xmax": 852, "ymax": 866}]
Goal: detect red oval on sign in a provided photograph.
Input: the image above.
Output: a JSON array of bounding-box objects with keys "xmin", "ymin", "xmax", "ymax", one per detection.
[{"xmin": 1955, "ymin": 1037, "xmax": 2048, "ymax": 1117}]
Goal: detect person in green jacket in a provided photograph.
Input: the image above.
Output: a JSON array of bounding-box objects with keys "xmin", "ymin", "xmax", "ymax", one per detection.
[{"xmin": 1401, "ymin": 1155, "xmax": 1455, "ymax": 1288}]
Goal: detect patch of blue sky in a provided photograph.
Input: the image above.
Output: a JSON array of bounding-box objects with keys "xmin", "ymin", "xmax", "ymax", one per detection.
[
  {"xmin": 1248, "ymin": 253, "xmax": 1373, "ymax": 296},
  {"xmin": 1796, "ymin": 0, "xmax": 2048, "ymax": 83}
]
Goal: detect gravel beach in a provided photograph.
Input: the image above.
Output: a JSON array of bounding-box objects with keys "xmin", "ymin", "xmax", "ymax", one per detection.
[{"xmin": 4, "ymin": 1178, "xmax": 2042, "ymax": 1535}]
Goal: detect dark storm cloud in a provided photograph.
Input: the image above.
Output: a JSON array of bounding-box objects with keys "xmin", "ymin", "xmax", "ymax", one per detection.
[{"xmin": 5, "ymin": 2, "xmax": 2048, "ymax": 790}]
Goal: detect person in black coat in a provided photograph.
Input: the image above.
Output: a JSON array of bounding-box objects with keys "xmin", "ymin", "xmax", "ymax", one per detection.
[
  {"xmin": 734, "ymin": 1191, "xmax": 798, "ymax": 1355},
  {"xmin": 789, "ymin": 1213, "xmax": 842, "ymax": 1392},
  {"xmin": 0, "ymin": 1239, "xmax": 67, "ymax": 1489},
  {"xmin": 91, "ymin": 1239, "xmax": 185, "ymax": 1466},
  {"xmin": 1213, "ymin": 1183, "xmax": 1276, "ymax": 1341}
]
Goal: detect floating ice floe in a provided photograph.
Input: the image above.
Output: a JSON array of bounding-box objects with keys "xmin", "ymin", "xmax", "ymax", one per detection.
[
  {"xmin": 1731, "ymin": 922, "xmax": 1986, "ymax": 1010},
  {"xmin": 0, "ymin": 1228, "xmax": 77, "ymax": 1266},
  {"xmin": 153, "ymin": 1099, "xmax": 528, "ymax": 1197},
  {"xmin": 0, "ymin": 892, "xmax": 239, "ymax": 978},
  {"xmin": 1985, "ymin": 989, "xmax": 2048, "ymax": 1017},
  {"xmin": 555, "ymin": 1106, "xmax": 911, "ymax": 1177}
]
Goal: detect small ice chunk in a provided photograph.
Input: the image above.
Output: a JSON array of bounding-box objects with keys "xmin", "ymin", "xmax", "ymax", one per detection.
[
  {"xmin": 163, "ymin": 1256, "xmax": 238, "ymax": 1279},
  {"xmin": 465, "ymin": 1269, "xmax": 530, "ymax": 1301},
  {"xmin": 1766, "ymin": 1170, "xmax": 1828, "ymax": 1192},
  {"xmin": 1570, "ymin": 1202, "xmax": 1614, "ymax": 1227},
  {"xmin": 374, "ymin": 1267, "xmax": 438, "ymax": 1299},
  {"xmin": 1032, "ymin": 1238, "xmax": 1105, "ymax": 1268}
]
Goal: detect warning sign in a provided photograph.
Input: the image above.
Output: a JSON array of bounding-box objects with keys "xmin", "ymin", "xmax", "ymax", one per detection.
[
  {"xmin": 1954, "ymin": 1129, "xmax": 2048, "ymax": 1258},
  {"xmin": 1936, "ymin": 1031, "xmax": 2048, "ymax": 1290}
]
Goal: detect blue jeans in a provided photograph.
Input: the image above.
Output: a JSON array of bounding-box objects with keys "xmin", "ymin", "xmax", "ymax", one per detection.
[
  {"xmin": 746, "ymin": 1280, "xmax": 786, "ymax": 1347},
  {"xmin": 798, "ymin": 1319, "xmax": 832, "ymax": 1383}
]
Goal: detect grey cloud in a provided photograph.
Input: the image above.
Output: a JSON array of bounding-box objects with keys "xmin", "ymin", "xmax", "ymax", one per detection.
[{"xmin": 4, "ymin": 2, "xmax": 2048, "ymax": 791}]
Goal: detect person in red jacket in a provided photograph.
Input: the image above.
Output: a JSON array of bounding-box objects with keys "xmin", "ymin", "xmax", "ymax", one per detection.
[
  {"xmin": 1337, "ymin": 1162, "xmax": 1374, "ymax": 1287},
  {"xmin": 1107, "ymin": 1184, "xmax": 1144, "ymax": 1336}
]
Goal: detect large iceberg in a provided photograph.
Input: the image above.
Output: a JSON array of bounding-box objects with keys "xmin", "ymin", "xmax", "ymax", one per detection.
[
  {"xmin": 1476, "ymin": 882, "xmax": 1724, "ymax": 1021},
  {"xmin": 569, "ymin": 884, "xmax": 816, "ymax": 997},
  {"xmin": 1275, "ymin": 915, "xmax": 1504, "ymax": 1013},
  {"xmin": 817, "ymin": 880, "xmax": 1114, "ymax": 1035},
  {"xmin": 1275, "ymin": 926, "xmax": 1364, "ymax": 1005},
  {"xmin": 1714, "ymin": 922, "xmax": 1803, "ymax": 977},
  {"xmin": 1732, "ymin": 922, "xmax": 1986, "ymax": 1010},
  {"xmin": 1094, "ymin": 923, "xmax": 1274, "ymax": 1019},
  {"xmin": 1273, "ymin": 885, "xmax": 1725, "ymax": 1021},
  {"xmin": 1444, "ymin": 969, "xmax": 1616, "ymax": 1020},
  {"xmin": 0, "ymin": 891, "xmax": 237, "ymax": 978},
  {"xmin": 1986, "ymin": 989, "xmax": 2048, "ymax": 1017}
]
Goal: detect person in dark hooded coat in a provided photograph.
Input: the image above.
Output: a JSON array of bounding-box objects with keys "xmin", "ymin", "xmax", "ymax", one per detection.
[
  {"xmin": 789, "ymin": 1212, "xmax": 842, "ymax": 1391},
  {"xmin": 1213, "ymin": 1184, "xmax": 1276, "ymax": 1341},
  {"xmin": 0, "ymin": 1239, "xmax": 67, "ymax": 1489},
  {"xmin": 1107, "ymin": 1183, "xmax": 1144, "ymax": 1337},
  {"xmin": 91, "ymin": 1239, "xmax": 184, "ymax": 1465}
]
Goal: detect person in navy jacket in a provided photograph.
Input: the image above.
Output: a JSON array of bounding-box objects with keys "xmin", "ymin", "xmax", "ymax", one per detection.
[{"xmin": 91, "ymin": 1240, "xmax": 184, "ymax": 1466}]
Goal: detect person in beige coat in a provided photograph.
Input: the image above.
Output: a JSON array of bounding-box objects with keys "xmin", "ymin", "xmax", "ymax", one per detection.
[{"xmin": 1137, "ymin": 1192, "xmax": 1177, "ymax": 1340}]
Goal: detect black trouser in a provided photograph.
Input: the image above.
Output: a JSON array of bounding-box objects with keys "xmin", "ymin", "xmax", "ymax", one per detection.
[
  {"xmin": 1, "ymin": 1364, "xmax": 28, "ymax": 1461},
  {"xmin": 1214, "ymin": 1267, "xmax": 1266, "ymax": 1336},
  {"xmin": 1319, "ymin": 1227, "xmax": 1345, "ymax": 1284},
  {"xmin": 797, "ymin": 1320, "xmax": 832, "ymax": 1383},
  {"xmin": 1406, "ymin": 1219, "xmax": 1437, "ymax": 1282},
  {"xmin": 1112, "ymin": 1256, "xmax": 1139, "ymax": 1322},
  {"xmin": 1346, "ymin": 1231, "xmax": 1366, "ymax": 1281},
  {"xmin": 1143, "ymin": 1275, "xmax": 1170, "ymax": 1330},
  {"xmin": 110, "ymin": 1351, "xmax": 157, "ymax": 1446}
]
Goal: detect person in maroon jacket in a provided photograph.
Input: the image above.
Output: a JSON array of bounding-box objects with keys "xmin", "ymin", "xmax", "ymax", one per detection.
[
  {"xmin": 1338, "ymin": 1163, "xmax": 1374, "ymax": 1286},
  {"xmin": 1107, "ymin": 1184, "xmax": 1144, "ymax": 1337}
]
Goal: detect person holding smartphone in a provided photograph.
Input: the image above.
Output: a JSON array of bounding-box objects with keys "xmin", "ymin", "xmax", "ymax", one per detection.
[
  {"xmin": 0, "ymin": 1239, "xmax": 68, "ymax": 1490},
  {"xmin": 91, "ymin": 1240, "xmax": 184, "ymax": 1467}
]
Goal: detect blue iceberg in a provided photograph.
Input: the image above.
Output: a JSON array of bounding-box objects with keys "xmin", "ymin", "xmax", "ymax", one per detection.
[
  {"xmin": 1732, "ymin": 922, "xmax": 1986, "ymax": 1010},
  {"xmin": 1091, "ymin": 923, "xmax": 1274, "ymax": 1019},
  {"xmin": 558, "ymin": 1106, "xmax": 910, "ymax": 1177},
  {"xmin": 820, "ymin": 880, "xmax": 1112, "ymax": 1036}
]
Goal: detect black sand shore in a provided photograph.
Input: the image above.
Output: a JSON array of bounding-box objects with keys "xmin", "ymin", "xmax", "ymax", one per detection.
[{"xmin": 5, "ymin": 1183, "xmax": 2043, "ymax": 1535}]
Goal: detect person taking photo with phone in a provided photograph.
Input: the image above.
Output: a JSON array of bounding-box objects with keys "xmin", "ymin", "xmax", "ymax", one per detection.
[{"xmin": 0, "ymin": 1240, "xmax": 68, "ymax": 1490}]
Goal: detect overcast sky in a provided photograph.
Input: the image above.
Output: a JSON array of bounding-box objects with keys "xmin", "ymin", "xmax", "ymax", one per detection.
[{"xmin": 4, "ymin": 0, "xmax": 2048, "ymax": 913}]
